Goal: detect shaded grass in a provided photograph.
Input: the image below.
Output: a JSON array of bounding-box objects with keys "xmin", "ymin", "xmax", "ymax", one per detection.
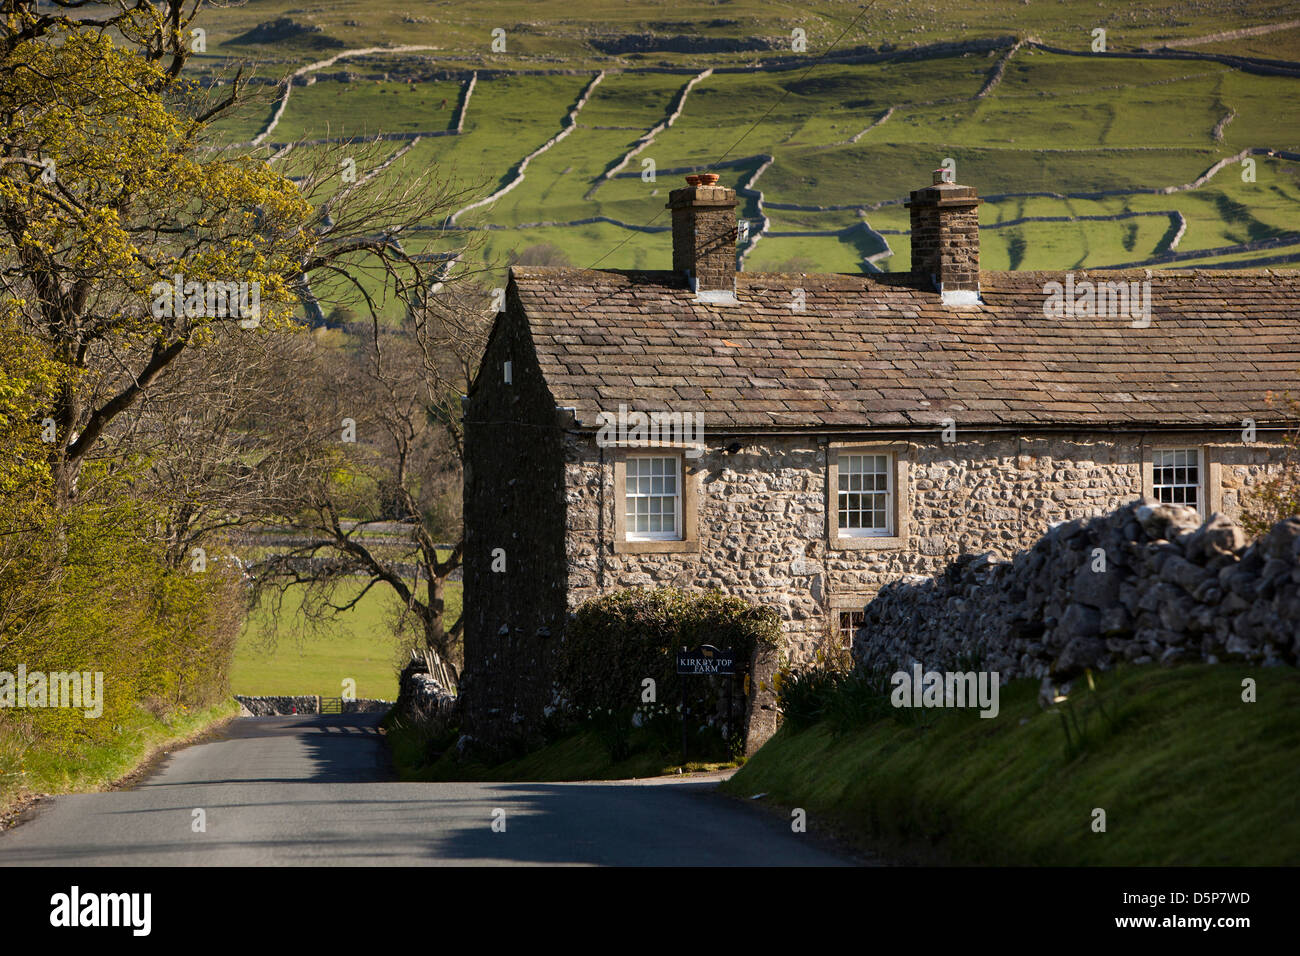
[
  {"xmin": 722, "ymin": 664, "xmax": 1300, "ymax": 865},
  {"xmin": 386, "ymin": 720, "xmax": 738, "ymax": 782}
]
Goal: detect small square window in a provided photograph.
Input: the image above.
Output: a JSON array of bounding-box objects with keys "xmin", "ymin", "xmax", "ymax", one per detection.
[{"xmin": 838, "ymin": 610, "xmax": 865, "ymax": 648}]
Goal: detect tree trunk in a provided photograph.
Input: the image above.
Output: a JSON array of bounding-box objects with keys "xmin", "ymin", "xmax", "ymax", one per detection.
[{"xmin": 423, "ymin": 574, "xmax": 460, "ymax": 680}]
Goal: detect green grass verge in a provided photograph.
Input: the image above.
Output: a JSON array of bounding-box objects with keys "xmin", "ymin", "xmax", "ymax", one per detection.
[
  {"xmin": 386, "ymin": 719, "xmax": 739, "ymax": 782},
  {"xmin": 1, "ymin": 698, "xmax": 238, "ymax": 818},
  {"xmin": 721, "ymin": 664, "xmax": 1300, "ymax": 865}
]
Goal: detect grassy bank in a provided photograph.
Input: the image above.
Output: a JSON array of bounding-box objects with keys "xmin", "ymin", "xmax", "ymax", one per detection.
[
  {"xmin": 386, "ymin": 720, "xmax": 738, "ymax": 782},
  {"xmin": 721, "ymin": 664, "xmax": 1300, "ymax": 865},
  {"xmin": 1, "ymin": 699, "xmax": 238, "ymax": 822}
]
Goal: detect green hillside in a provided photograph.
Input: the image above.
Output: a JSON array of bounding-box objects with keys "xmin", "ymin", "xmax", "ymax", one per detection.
[{"xmin": 188, "ymin": 2, "xmax": 1300, "ymax": 303}]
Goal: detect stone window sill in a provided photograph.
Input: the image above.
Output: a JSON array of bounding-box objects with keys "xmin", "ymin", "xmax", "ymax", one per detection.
[
  {"xmin": 614, "ymin": 537, "xmax": 700, "ymax": 554},
  {"xmin": 829, "ymin": 534, "xmax": 907, "ymax": 551}
]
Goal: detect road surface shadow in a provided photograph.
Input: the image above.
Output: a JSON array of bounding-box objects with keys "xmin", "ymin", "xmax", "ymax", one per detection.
[
  {"xmin": 414, "ymin": 781, "xmax": 856, "ymax": 866},
  {"xmin": 132, "ymin": 713, "xmax": 397, "ymax": 787}
]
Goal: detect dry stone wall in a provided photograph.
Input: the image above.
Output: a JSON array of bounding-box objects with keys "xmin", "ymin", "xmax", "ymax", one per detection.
[
  {"xmin": 853, "ymin": 502, "xmax": 1300, "ymax": 680},
  {"xmin": 234, "ymin": 695, "xmax": 393, "ymax": 716},
  {"xmin": 235, "ymin": 695, "xmax": 320, "ymax": 716},
  {"xmin": 393, "ymin": 659, "xmax": 459, "ymax": 731}
]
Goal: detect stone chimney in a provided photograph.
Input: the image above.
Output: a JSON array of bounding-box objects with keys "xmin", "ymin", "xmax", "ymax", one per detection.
[
  {"xmin": 667, "ymin": 174, "xmax": 738, "ymax": 302},
  {"xmin": 905, "ymin": 170, "xmax": 982, "ymax": 306}
]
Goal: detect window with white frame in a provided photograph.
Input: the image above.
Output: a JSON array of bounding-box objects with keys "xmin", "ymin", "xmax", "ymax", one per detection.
[
  {"xmin": 1151, "ymin": 448, "xmax": 1202, "ymax": 513},
  {"xmin": 838, "ymin": 610, "xmax": 866, "ymax": 648},
  {"xmin": 624, "ymin": 455, "xmax": 681, "ymax": 540},
  {"xmin": 837, "ymin": 452, "xmax": 894, "ymax": 536}
]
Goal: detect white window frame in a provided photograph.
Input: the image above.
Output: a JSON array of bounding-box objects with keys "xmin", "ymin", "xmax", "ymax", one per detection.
[
  {"xmin": 827, "ymin": 442, "xmax": 909, "ymax": 552},
  {"xmin": 837, "ymin": 609, "xmax": 866, "ymax": 649},
  {"xmin": 836, "ymin": 451, "xmax": 895, "ymax": 538},
  {"xmin": 623, "ymin": 454, "xmax": 682, "ymax": 541},
  {"xmin": 1150, "ymin": 446, "xmax": 1204, "ymax": 516}
]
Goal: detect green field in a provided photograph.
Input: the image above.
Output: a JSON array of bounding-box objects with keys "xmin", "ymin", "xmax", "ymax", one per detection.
[
  {"xmin": 232, "ymin": 578, "xmax": 463, "ymax": 700},
  {"xmin": 188, "ymin": 6, "xmax": 1300, "ymax": 301},
  {"xmin": 192, "ymin": 1, "xmax": 1300, "ymax": 71}
]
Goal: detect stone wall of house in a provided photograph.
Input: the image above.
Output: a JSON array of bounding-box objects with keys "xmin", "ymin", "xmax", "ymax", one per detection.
[
  {"xmin": 460, "ymin": 299, "xmax": 570, "ymax": 755},
  {"xmin": 562, "ymin": 430, "xmax": 1286, "ymax": 668},
  {"xmin": 851, "ymin": 502, "xmax": 1300, "ymax": 680}
]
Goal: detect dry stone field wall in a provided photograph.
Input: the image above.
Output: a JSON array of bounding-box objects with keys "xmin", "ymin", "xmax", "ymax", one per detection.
[
  {"xmin": 393, "ymin": 660, "xmax": 459, "ymax": 732},
  {"xmin": 235, "ymin": 695, "xmax": 393, "ymax": 716},
  {"xmin": 853, "ymin": 502, "xmax": 1300, "ymax": 681}
]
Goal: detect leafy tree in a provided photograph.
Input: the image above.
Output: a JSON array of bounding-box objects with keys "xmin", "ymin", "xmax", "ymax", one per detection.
[
  {"xmin": 0, "ymin": 19, "xmax": 312, "ymax": 503},
  {"xmin": 1, "ymin": 0, "xmax": 488, "ymax": 700},
  {"xmin": 0, "ymin": 311, "xmax": 58, "ymax": 637}
]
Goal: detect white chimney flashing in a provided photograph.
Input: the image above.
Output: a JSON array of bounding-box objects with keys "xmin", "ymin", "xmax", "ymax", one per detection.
[
  {"xmin": 940, "ymin": 288, "xmax": 982, "ymax": 308},
  {"xmin": 695, "ymin": 288, "xmax": 740, "ymax": 306}
]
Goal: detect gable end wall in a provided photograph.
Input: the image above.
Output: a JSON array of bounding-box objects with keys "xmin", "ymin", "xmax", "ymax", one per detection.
[{"xmin": 461, "ymin": 293, "xmax": 568, "ymax": 752}]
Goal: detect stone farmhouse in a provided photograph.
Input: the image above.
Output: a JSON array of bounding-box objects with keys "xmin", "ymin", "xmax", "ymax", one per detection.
[{"xmin": 459, "ymin": 170, "xmax": 1300, "ymax": 749}]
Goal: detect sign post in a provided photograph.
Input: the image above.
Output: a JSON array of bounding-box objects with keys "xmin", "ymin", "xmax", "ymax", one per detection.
[{"xmin": 675, "ymin": 644, "xmax": 736, "ymax": 767}]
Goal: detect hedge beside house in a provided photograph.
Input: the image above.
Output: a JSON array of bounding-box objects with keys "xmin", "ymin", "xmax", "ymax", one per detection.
[{"xmin": 557, "ymin": 588, "xmax": 781, "ymax": 760}]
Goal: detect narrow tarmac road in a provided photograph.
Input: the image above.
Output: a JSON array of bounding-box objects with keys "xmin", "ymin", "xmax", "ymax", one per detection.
[{"xmin": 0, "ymin": 714, "xmax": 853, "ymax": 866}]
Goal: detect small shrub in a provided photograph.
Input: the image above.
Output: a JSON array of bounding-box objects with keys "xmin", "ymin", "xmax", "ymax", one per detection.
[
  {"xmin": 777, "ymin": 656, "xmax": 929, "ymax": 736},
  {"xmin": 824, "ymin": 669, "xmax": 897, "ymax": 736},
  {"xmin": 773, "ymin": 650, "xmax": 851, "ymax": 733}
]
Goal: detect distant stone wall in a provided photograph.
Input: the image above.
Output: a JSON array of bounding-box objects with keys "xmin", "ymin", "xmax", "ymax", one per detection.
[
  {"xmin": 235, "ymin": 696, "xmax": 393, "ymax": 716},
  {"xmin": 344, "ymin": 699, "xmax": 394, "ymax": 714},
  {"xmin": 853, "ymin": 502, "xmax": 1300, "ymax": 680},
  {"xmin": 236, "ymin": 695, "xmax": 319, "ymax": 716}
]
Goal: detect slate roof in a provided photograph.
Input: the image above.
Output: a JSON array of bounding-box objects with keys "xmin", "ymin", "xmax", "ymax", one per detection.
[{"xmin": 508, "ymin": 267, "xmax": 1300, "ymax": 431}]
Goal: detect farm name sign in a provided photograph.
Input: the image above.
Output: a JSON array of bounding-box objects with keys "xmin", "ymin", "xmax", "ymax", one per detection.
[{"xmin": 676, "ymin": 647, "xmax": 736, "ymax": 675}]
